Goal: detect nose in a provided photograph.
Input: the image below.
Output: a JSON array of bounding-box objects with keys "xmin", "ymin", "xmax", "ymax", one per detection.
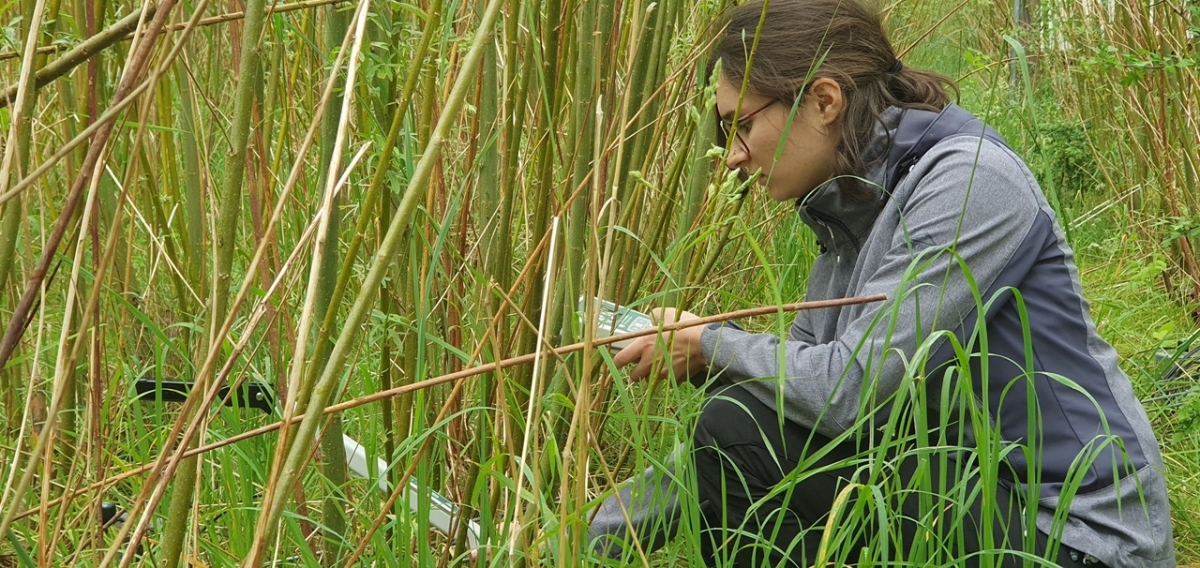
[{"xmin": 725, "ymin": 142, "xmax": 749, "ymax": 171}]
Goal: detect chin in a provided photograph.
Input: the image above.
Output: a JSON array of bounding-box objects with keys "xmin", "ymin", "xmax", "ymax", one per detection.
[{"xmin": 766, "ymin": 183, "xmax": 805, "ymax": 202}]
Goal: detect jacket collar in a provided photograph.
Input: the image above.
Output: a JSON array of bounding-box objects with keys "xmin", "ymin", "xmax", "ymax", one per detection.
[{"xmin": 795, "ymin": 107, "xmax": 903, "ymax": 254}]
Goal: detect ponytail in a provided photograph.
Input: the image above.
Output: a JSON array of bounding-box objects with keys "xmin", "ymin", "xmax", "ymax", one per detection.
[{"xmin": 888, "ymin": 64, "xmax": 957, "ymax": 110}]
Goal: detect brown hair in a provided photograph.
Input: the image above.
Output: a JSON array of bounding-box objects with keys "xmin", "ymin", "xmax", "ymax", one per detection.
[{"xmin": 710, "ymin": 0, "xmax": 957, "ymax": 199}]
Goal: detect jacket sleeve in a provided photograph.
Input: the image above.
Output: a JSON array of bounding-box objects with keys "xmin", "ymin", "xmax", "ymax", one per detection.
[
  {"xmin": 698, "ymin": 138, "xmax": 1043, "ymax": 437},
  {"xmin": 789, "ymin": 309, "xmax": 817, "ymax": 343}
]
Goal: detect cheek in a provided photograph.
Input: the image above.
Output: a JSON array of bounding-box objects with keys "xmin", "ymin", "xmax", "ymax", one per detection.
[
  {"xmin": 760, "ymin": 160, "xmax": 810, "ymax": 200},
  {"xmin": 784, "ymin": 136, "xmax": 834, "ymax": 183},
  {"xmin": 766, "ymin": 138, "xmax": 814, "ymax": 182}
]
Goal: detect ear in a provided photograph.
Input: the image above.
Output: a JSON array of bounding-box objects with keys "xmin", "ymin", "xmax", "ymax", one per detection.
[{"xmin": 807, "ymin": 77, "xmax": 844, "ymax": 128}]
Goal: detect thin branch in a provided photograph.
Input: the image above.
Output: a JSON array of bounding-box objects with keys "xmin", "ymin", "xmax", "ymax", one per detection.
[
  {"xmin": 0, "ymin": 0, "xmax": 182, "ymax": 540},
  {"xmin": 0, "ymin": 7, "xmax": 155, "ymax": 109},
  {"xmin": 8, "ymin": 293, "xmax": 889, "ymax": 526},
  {"xmin": 0, "ymin": 0, "xmax": 347, "ymax": 107}
]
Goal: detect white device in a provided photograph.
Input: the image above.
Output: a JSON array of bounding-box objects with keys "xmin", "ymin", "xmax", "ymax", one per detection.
[
  {"xmin": 579, "ymin": 297, "xmax": 654, "ymax": 349},
  {"xmin": 342, "ymin": 435, "xmax": 482, "ymax": 549}
]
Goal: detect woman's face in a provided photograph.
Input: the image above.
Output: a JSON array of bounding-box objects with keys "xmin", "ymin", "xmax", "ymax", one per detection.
[{"xmin": 715, "ymin": 75, "xmax": 843, "ymax": 202}]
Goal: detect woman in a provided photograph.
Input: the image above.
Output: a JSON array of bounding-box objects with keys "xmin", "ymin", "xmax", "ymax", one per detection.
[{"xmin": 597, "ymin": 0, "xmax": 1175, "ymax": 566}]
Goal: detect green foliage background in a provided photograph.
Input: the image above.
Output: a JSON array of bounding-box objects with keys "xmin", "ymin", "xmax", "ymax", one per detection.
[{"xmin": 0, "ymin": 0, "xmax": 1197, "ymax": 565}]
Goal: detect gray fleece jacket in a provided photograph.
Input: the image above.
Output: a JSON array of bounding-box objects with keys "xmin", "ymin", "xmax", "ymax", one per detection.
[{"xmin": 699, "ymin": 105, "xmax": 1174, "ymax": 567}]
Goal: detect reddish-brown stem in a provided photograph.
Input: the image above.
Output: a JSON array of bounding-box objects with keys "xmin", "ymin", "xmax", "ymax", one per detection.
[{"xmin": 11, "ymin": 293, "xmax": 886, "ymax": 525}]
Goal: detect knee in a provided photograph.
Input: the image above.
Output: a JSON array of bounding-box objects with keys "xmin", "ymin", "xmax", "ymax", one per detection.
[
  {"xmin": 694, "ymin": 384, "xmax": 766, "ymax": 450},
  {"xmin": 693, "ymin": 384, "xmax": 790, "ymax": 482},
  {"xmin": 692, "ymin": 384, "xmax": 821, "ymax": 484}
]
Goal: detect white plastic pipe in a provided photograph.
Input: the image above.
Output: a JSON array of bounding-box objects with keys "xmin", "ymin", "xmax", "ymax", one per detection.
[{"xmin": 342, "ymin": 434, "xmax": 481, "ymax": 548}]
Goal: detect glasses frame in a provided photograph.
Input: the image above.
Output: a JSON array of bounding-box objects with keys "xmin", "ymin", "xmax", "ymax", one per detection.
[{"xmin": 719, "ymin": 99, "xmax": 776, "ymax": 159}]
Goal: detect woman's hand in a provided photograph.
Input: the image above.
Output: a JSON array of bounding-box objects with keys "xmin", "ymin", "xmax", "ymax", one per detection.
[{"xmin": 612, "ymin": 307, "xmax": 707, "ymax": 383}]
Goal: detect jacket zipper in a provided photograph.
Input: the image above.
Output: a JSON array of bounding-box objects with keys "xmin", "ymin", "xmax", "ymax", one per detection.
[{"xmin": 807, "ymin": 207, "xmax": 861, "ymax": 253}]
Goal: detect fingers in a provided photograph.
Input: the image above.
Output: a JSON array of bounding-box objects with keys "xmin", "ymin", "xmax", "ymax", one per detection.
[
  {"xmin": 647, "ymin": 307, "xmax": 672, "ymax": 324},
  {"xmin": 611, "ymin": 308, "xmax": 706, "ymax": 383},
  {"xmin": 628, "ymin": 346, "xmax": 657, "ymax": 382},
  {"xmin": 612, "ymin": 336, "xmax": 646, "ymax": 367},
  {"xmin": 648, "ymin": 307, "xmax": 701, "ymax": 327},
  {"xmin": 613, "ymin": 337, "xmax": 659, "ymax": 382}
]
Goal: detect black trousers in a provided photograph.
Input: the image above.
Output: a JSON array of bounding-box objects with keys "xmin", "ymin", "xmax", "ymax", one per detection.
[{"xmin": 691, "ymin": 384, "xmax": 1098, "ymax": 568}]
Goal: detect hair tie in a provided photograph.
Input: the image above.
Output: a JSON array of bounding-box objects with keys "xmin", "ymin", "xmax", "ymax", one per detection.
[{"xmin": 890, "ymin": 59, "xmax": 903, "ymax": 74}]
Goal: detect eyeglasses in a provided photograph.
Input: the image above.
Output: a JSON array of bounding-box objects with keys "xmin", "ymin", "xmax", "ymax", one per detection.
[{"xmin": 717, "ymin": 99, "xmax": 776, "ymax": 156}]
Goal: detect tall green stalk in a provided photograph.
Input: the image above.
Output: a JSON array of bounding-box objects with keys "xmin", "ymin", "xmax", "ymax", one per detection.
[
  {"xmin": 671, "ymin": 56, "xmax": 717, "ymax": 303},
  {"xmin": 0, "ymin": 0, "xmax": 49, "ymax": 314},
  {"xmin": 541, "ymin": 1, "xmax": 602, "ymax": 487},
  {"xmin": 0, "ymin": 0, "xmax": 49, "ymax": 549},
  {"xmin": 491, "ymin": 0, "xmax": 527, "ymax": 475},
  {"xmin": 0, "ymin": 0, "xmax": 182, "ymax": 543},
  {"xmin": 514, "ymin": 0, "xmax": 568, "ymax": 473},
  {"xmin": 314, "ymin": 5, "xmax": 350, "ymax": 563},
  {"xmin": 241, "ymin": 0, "xmax": 505, "ymax": 563},
  {"xmin": 0, "ymin": 154, "xmax": 25, "ymax": 299},
  {"xmin": 473, "ymin": 0, "xmax": 502, "ymax": 459},
  {"xmin": 174, "ymin": 64, "xmax": 205, "ymax": 303},
  {"xmin": 453, "ymin": 0, "xmax": 503, "ymax": 553},
  {"xmin": 0, "ymin": 3, "xmax": 40, "ymax": 308},
  {"xmin": 603, "ymin": 0, "xmax": 670, "ymax": 298},
  {"xmin": 557, "ymin": 0, "xmax": 599, "ymax": 351},
  {"xmin": 159, "ymin": 0, "xmax": 268, "ymax": 560}
]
